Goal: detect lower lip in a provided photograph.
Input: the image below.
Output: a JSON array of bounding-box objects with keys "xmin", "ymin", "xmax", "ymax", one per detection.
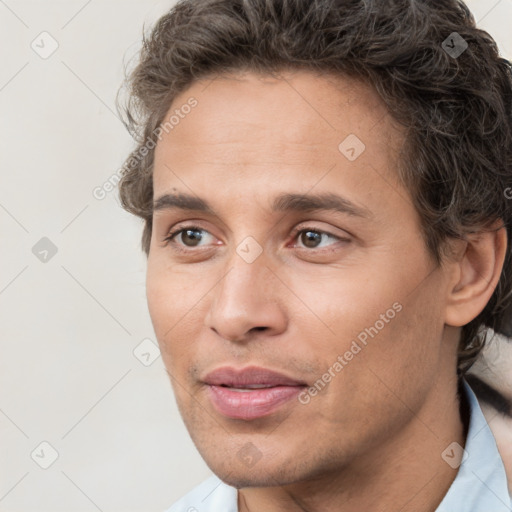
[{"xmin": 206, "ymin": 384, "xmax": 305, "ymax": 420}]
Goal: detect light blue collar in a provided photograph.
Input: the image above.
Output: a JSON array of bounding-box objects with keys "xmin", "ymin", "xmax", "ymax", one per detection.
[{"xmin": 436, "ymin": 377, "xmax": 512, "ymax": 511}]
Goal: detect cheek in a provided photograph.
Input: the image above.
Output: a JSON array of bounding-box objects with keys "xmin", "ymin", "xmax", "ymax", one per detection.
[
  {"xmin": 291, "ymin": 258, "xmax": 444, "ymax": 387},
  {"xmin": 289, "ymin": 267, "xmax": 404, "ymax": 347},
  {"xmin": 147, "ymin": 254, "xmax": 207, "ymax": 327},
  {"xmin": 146, "ymin": 262, "xmax": 203, "ymax": 369}
]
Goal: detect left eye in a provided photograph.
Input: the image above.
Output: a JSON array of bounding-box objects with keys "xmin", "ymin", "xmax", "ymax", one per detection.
[{"xmin": 292, "ymin": 228, "xmax": 343, "ymax": 249}]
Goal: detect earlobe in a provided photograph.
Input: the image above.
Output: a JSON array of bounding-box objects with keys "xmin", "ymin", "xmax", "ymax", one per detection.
[{"xmin": 444, "ymin": 220, "xmax": 507, "ymax": 328}]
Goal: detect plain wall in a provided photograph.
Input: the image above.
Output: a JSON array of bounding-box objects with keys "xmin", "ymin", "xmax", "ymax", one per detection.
[{"xmin": 1, "ymin": 0, "xmax": 511, "ymax": 510}]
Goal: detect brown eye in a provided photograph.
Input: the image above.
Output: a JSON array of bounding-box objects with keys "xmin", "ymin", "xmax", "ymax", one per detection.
[
  {"xmin": 163, "ymin": 225, "xmax": 214, "ymax": 249},
  {"xmin": 300, "ymin": 230, "xmax": 323, "ymax": 248},
  {"xmin": 178, "ymin": 228, "xmax": 204, "ymax": 247},
  {"xmin": 293, "ymin": 227, "xmax": 347, "ymax": 250}
]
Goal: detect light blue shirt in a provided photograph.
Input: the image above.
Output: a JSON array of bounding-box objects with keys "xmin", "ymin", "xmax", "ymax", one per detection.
[
  {"xmin": 436, "ymin": 378, "xmax": 511, "ymax": 511},
  {"xmin": 166, "ymin": 378, "xmax": 511, "ymax": 512}
]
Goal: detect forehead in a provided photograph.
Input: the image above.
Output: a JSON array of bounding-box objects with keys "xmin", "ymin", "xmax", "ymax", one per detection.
[
  {"xmin": 156, "ymin": 70, "xmax": 401, "ymax": 159},
  {"xmin": 152, "ymin": 70, "xmax": 406, "ymax": 210}
]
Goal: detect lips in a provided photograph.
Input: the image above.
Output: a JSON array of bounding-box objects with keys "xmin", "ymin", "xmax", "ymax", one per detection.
[
  {"xmin": 203, "ymin": 365, "xmax": 307, "ymax": 388},
  {"xmin": 203, "ymin": 366, "xmax": 308, "ymax": 420}
]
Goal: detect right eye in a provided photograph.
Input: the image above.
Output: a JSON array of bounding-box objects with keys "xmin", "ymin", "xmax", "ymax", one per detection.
[{"xmin": 162, "ymin": 225, "xmax": 217, "ymax": 251}]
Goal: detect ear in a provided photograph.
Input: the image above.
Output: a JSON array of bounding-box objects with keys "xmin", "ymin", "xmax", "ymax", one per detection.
[{"xmin": 444, "ymin": 220, "xmax": 508, "ymax": 328}]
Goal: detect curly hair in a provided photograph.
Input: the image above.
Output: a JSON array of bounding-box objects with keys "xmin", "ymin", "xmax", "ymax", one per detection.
[{"xmin": 116, "ymin": 0, "xmax": 512, "ymax": 374}]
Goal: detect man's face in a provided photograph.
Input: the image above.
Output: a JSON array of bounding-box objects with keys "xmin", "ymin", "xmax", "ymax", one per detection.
[{"xmin": 147, "ymin": 70, "xmax": 457, "ymax": 487}]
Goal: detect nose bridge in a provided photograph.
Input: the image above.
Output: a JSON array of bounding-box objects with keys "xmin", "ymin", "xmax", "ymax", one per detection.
[
  {"xmin": 214, "ymin": 245, "xmax": 271, "ymax": 316},
  {"xmin": 220, "ymin": 257, "xmax": 259, "ymax": 308},
  {"xmin": 205, "ymin": 244, "xmax": 287, "ymax": 341}
]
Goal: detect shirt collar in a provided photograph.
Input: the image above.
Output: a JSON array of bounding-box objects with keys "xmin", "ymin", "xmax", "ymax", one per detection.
[{"xmin": 435, "ymin": 377, "xmax": 512, "ymax": 511}]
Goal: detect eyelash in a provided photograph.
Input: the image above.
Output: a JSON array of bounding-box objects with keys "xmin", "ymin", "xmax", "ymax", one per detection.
[{"xmin": 162, "ymin": 224, "xmax": 349, "ymax": 253}]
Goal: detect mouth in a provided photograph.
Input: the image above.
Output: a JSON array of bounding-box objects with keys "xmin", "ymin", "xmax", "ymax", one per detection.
[
  {"xmin": 218, "ymin": 384, "xmax": 282, "ymax": 391},
  {"xmin": 203, "ymin": 365, "xmax": 308, "ymax": 420}
]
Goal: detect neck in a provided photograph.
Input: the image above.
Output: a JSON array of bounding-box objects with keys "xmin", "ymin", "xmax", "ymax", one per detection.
[{"xmin": 238, "ymin": 374, "xmax": 467, "ymax": 512}]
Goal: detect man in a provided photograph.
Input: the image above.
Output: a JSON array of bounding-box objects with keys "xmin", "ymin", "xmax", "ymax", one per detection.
[{"xmin": 116, "ymin": 0, "xmax": 512, "ymax": 510}]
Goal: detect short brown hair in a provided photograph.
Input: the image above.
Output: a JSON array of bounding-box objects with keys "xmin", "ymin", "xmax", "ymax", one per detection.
[{"xmin": 116, "ymin": 0, "xmax": 512, "ymax": 374}]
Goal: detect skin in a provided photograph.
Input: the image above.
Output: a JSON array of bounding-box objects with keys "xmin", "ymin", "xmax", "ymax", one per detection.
[{"xmin": 147, "ymin": 70, "xmax": 507, "ymax": 512}]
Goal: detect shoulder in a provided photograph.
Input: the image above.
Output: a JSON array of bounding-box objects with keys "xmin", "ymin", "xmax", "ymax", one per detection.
[{"xmin": 164, "ymin": 474, "xmax": 238, "ymax": 512}]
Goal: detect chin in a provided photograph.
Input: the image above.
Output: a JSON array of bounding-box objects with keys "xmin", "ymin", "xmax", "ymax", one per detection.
[
  {"xmin": 201, "ymin": 453, "xmax": 295, "ymax": 488},
  {"xmin": 216, "ymin": 469, "xmax": 295, "ymax": 489}
]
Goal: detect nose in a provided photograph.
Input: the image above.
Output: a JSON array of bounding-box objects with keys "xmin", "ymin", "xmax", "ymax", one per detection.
[{"xmin": 204, "ymin": 250, "xmax": 288, "ymax": 343}]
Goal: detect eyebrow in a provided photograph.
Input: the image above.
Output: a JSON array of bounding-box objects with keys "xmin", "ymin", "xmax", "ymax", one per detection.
[{"xmin": 153, "ymin": 191, "xmax": 373, "ymax": 219}]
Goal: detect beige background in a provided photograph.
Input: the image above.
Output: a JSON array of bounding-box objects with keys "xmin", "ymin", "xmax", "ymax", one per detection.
[{"xmin": 1, "ymin": 1, "xmax": 511, "ymax": 510}]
